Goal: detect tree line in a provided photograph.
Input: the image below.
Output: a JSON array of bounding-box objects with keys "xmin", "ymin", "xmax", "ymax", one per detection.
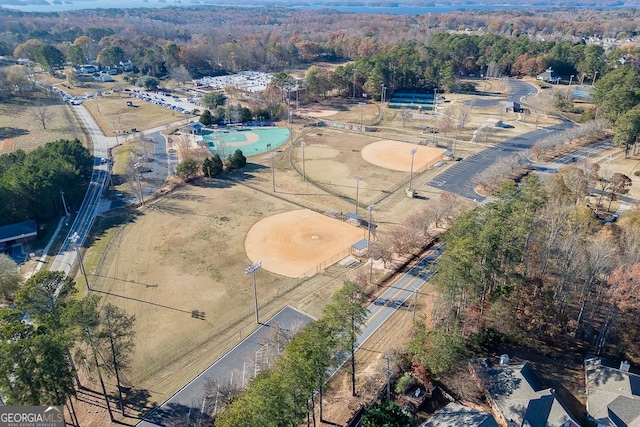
[
  {"xmin": 0, "ymin": 139, "xmax": 93, "ymax": 227},
  {"xmin": 408, "ymin": 175, "xmax": 639, "ymax": 386},
  {"xmin": 201, "ymin": 281, "xmax": 367, "ymax": 426},
  {"xmin": 0, "ymin": 262, "xmax": 136, "ymax": 421},
  {"xmin": 3, "ymin": 7, "xmax": 637, "ymax": 91}
]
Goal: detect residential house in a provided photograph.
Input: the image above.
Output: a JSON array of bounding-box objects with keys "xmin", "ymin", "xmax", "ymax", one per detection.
[
  {"xmin": 537, "ymin": 67, "xmax": 561, "ymax": 84},
  {"xmin": 484, "ymin": 361, "xmax": 580, "ymax": 427},
  {"xmin": 76, "ymin": 64, "xmax": 97, "ymax": 75},
  {"xmin": 585, "ymin": 356, "xmax": 640, "ymax": 427},
  {"xmin": 420, "ymin": 402, "xmax": 499, "ymax": 427},
  {"xmin": 0, "ymin": 220, "xmax": 37, "ymax": 251}
]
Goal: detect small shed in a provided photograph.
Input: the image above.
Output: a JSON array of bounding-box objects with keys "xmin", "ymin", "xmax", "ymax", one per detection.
[
  {"xmin": 0, "ymin": 220, "xmax": 37, "ymax": 250},
  {"xmin": 351, "ymin": 238, "xmax": 369, "ymax": 256},
  {"xmin": 184, "ymin": 122, "xmax": 205, "ymax": 135},
  {"xmin": 537, "ymin": 67, "xmax": 560, "ymax": 84},
  {"xmin": 504, "ymin": 101, "xmax": 521, "ymax": 113},
  {"xmin": 344, "ymin": 212, "xmax": 362, "ymax": 226}
]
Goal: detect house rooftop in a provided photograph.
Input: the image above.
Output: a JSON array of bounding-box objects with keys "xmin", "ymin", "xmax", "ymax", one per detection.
[
  {"xmin": 487, "ymin": 362, "xmax": 579, "ymax": 427},
  {"xmin": 0, "ymin": 220, "xmax": 37, "ymax": 245},
  {"xmin": 420, "ymin": 402, "xmax": 498, "ymax": 427},
  {"xmin": 585, "ymin": 357, "xmax": 640, "ymax": 427}
]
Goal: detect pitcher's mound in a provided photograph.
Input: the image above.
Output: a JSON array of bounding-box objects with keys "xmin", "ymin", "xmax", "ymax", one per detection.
[
  {"xmin": 361, "ymin": 140, "xmax": 446, "ymax": 172},
  {"xmin": 245, "ymin": 209, "xmax": 363, "ymax": 278}
]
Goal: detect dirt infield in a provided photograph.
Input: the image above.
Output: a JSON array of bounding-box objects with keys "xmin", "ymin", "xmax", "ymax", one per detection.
[
  {"xmin": 361, "ymin": 140, "xmax": 446, "ymax": 172},
  {"xmin": 245, "ymin": 209, "xmax": 365, "ymax": 277},
  {"xmin": 304, "ymin": 109, "xmax": 340, "ymax": 118}
]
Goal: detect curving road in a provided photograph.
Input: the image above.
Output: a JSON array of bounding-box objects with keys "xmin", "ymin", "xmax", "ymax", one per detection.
[{"xmin": 428, "ymin": 79, "xmax": 575, "ymax": 200}]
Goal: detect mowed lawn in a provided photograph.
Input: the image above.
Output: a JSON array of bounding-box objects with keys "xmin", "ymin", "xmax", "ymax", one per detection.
[{"xmin": 0, "ymin": 101, "xmax": 84, "ymax": 154}]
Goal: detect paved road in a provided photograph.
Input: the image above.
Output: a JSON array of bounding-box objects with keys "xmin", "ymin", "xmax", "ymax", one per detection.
[
  {"xmin": 356, "ymin": 245, "xmax": 443, "ymax": 349},
  {"xmin": 136, "ymin": 242, "xmax": 443, "ymax": 426},
  {"xmin": 48, "ymin": 105, "xmax": 111, "ymax": 276},
  {"xmin": 428, "ymin": 79, "xmax": 575, "ymax": 200},
  {"xmin": 137, "ymin": 306, "xmax": 313, "ymax": 426}
]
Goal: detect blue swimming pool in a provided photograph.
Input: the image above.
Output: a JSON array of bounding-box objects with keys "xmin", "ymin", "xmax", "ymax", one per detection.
[{"xmin": 202, "ymin": 127, "xmax": 291, "ymax": 157}]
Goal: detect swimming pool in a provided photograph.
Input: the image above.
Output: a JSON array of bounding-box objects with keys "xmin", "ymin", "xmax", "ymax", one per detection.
[{"xmin": 202, "ymin": 127, "xmax": 291, "ymax": 157}]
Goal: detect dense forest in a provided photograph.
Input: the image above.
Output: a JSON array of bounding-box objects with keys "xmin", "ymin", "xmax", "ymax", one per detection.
[{"xmin": 0, "ymin": 139, "xmax": 93, "ymax": 226}]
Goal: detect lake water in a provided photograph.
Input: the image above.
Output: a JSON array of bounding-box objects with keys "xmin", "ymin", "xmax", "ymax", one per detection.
[{"xmin": 1, "ymin": 0, "xmax": 629, "ymax": 14}]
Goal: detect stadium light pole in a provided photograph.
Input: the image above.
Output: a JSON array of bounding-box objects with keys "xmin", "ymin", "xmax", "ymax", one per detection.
[
  {"xmin": 359, "ymin": 102, "xmax": 365, "ymax": 134},
  {"xmin": 432, "ymin": 89, "xmax": 438, "ymax": 145},
  {"xmin": 355, "ymin": 175, "xmax": 362, "ymax": 215},
  {"xmin": 300, "ymin": 141, "xmax": 306, "ymax": 182},
  {"xmin": 245, "ymin": 261, "xmax": 262, "ymax": 324},
  {"xmin": 70, "ymin": 232, "xmax": 90, "ymax": 293},
  {"xmin": 270, "ymin": 152, "xmax": 277, "ymax": 192},
  {"xmin": 408, "ymin": 148, "xmax": 418, "ymax": 191},
  {"xmin": 353, "ymin": 68, "xmax": 357, "ymax": 98},
  {"xmin": 367, "ymin": 204, "xmax": 375, "ymax": 283},
  {"xmin": 133, "ymin": 162, "xmax": 145, "ymax": 207},
  {"xmin": 380, "ymin": 84, "xmax": 386, "ymax": 104}
]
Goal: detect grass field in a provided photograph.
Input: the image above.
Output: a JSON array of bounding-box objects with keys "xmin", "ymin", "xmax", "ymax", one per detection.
[
  {"xmin": 22, "ymin": 76, "xmax": 581, "ymax": 423},
  {"xmin": 0, "ymin": 99, "xmax": 84, "ymax": 154}
]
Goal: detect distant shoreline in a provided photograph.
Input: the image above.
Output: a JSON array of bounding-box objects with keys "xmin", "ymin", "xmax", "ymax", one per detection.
[{"xmin": 1, "ymin": 0, "xmax": 638, "ymax": 14}]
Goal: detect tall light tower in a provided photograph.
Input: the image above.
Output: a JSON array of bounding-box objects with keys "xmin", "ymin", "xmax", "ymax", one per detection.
[
  {"xmin": 380, "ymin": 84, "xmax": 386, "ymax": 103},
  {"xmin": 432, "ymin": 89, "xmax": 438, "ymax": 145},
  {"xmin": 300, "ymin": 141, "xmax": 306, "ymax": 182},
  {"xmin": 355, "ymin": 175, "xmax": 362, "ymax": 215},
  {"xmin": 352, "ymin": 68, "xmax": 358, "ymax": 99},
  {"xmin": 133, "ymin": 162, "xmax": 145, "ymax": 207},
  {"xmin": 70, "ymin": 232, "xmax": 90, "ymax": 293},
  {"xmin": 408, "ymin": 148, "xmax": 418, "ymax": 191},
  {"xmin": 244, "ymin": 261, "xmax": 262, "ymax": 324},
  {"xmin": 359, "ymin": 102, "xmax": 365, "ymax": 134},
  {"xmin": 367, "ymin": 204, "xmax": 375, "ymax": 282},
  {"xmin": 270, "ymin": 152, "xmax": 277, "ymax": 192}
]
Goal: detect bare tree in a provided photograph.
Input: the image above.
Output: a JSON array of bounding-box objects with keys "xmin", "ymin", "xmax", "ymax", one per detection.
[
  {"xmin": 438, "ymin": 105, "xmax": 455, "ymax": 136},
  {"xmin": 457, "ymin": 101, "xmax": 473, "ymax": 129},
  {"xmin": 400, "ymin": 108, "xmax": 412, "ymax": 128},
  {"xmin": 32, "ymin": 102, "xmax": 52, "ymax": 129}
]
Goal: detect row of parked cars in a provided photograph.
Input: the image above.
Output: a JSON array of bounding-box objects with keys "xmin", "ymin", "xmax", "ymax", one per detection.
[{"xmin": 124, "ymin": 89, "xmax": 192, "ymax": 115}]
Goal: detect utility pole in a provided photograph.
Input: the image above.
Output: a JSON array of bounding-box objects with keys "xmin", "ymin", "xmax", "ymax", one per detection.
[
  {"xmin": 383, "ymin": 353, "xmax": 392, "ymax": 401},
  {"xmin": 70, "ymin": 232, "xmax": 90, "ymax": 293},
  {"xmin": 86, "ymin": 328, "xmax": 114, "ymax": 422},
  {"xmin": 60, "ymin": 191, "xmax": 69, "ymax": 217},
  {"xmin": 367, "ymin": 205, "xmax": 375, "ymax": 283},
  {"xmin": 355, "ymin": 175, "xmax": 362, "ymax": 215}
]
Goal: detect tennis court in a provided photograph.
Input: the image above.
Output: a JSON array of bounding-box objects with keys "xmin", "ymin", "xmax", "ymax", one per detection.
[{"xmin": 203, "ymin": 127, "xmax": 291, "ymax": 157}]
